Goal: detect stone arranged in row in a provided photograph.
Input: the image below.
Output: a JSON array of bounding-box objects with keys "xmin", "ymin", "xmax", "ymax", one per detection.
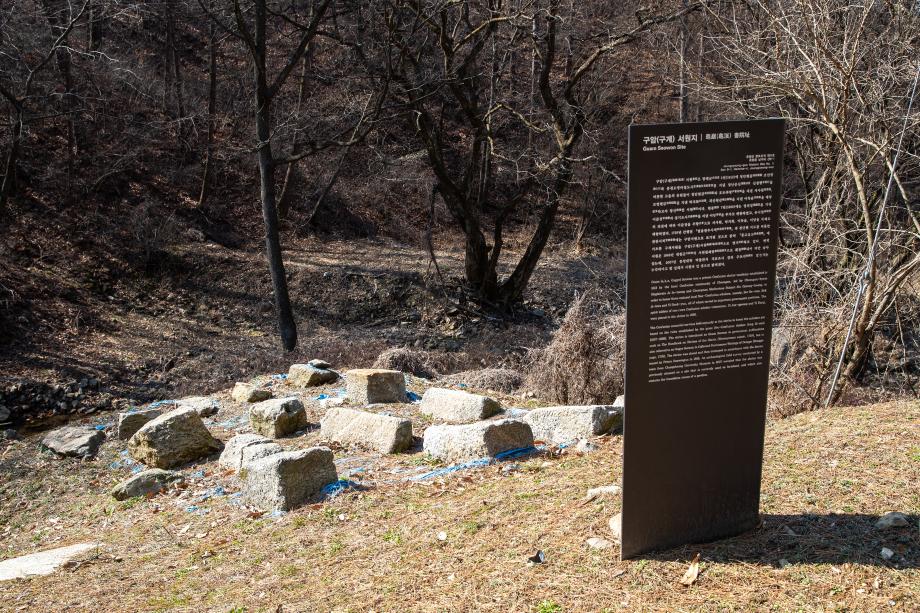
[
  {"xmin": 249, "ymin": 397, "xmax": 307, "ymax": 438},
  {"xmin": 345, "ymin": 369, "xmax": 406, "ymax": 404},
  {"xmin": 420, "ymin": 388, "xmax": 501, "ymax": 423},
  {"xmin": 423, "ymin": 419, "xmax": 534, "ymax": 464},
  {"xmin": 320, "ymin": 407, "xmax": 413, "ymax": 454},
  {"xmin": 41, "ymin": 426, "xmax": 105, "ymax": 459},
  {"xmin": 523, "ymin": 405, "xmax": 622, "ymax": 445},
  {"xmin": 241, "ymin": 447, "xmax": 337, "ymax": 511},
  {"xmin": 128, "ymin": 407, "xmax": 224, "ymax": 469},
  {"xmin": 110, "ymin": 468, "xmax": 183, "ymax": 501},
  {"xmin": 288, "ymin": 363, "xmax": 338, "ymax": 387},
  {"xmin": 117, "ymin": 408, "xmax": 162, "ymax": 440},
  {"xmin": 231, "ymin": 382, "xmax": 272, "ymax": 403},
  {"xmin": 218, "ymin": 433, "xmax": 282, "ymax": 472}
]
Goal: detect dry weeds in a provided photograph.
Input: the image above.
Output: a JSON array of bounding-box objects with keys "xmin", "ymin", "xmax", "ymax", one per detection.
[{"xmin": 1, "ymin": 394, "xmax": 917, "ymax": 612}]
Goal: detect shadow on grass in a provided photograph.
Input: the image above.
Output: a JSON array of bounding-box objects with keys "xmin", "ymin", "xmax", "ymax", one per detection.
[{"xmin": 645, "ymin": 513, "xmax": 919, "ymax": 569}]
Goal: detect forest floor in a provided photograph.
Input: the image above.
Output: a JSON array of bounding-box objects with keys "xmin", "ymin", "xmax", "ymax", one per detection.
[
  {"xmin": 1, "ymin": 230, "xmax": 624, "ymax": 427},
  {"xmin": 0, "ymin": 391, "xmax": 917, "ymax": 612}
]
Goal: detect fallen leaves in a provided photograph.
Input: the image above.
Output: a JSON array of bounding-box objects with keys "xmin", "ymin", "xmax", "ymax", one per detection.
[{"xmin": 679, "ymin": 553, "xmax": 701, "ymax": 586}]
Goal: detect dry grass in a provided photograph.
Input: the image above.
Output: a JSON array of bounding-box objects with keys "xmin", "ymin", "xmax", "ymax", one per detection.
[
  {"xmin": 372, "ymin": 348, "xmax": 440, "ymax": 379},
  {"xmin": 0, "ymin": 396, "xmax": 918, "ymax": 612},
  {"xmin": 525, "ymin": 293, "xmax": 625, "ymax": 405}
]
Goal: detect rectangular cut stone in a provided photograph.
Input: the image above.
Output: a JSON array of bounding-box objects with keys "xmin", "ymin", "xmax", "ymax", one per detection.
[
  {"xmin": 320, "ymin": 407, "xmax": 413, "ymax": 453},
  {"xmin": 218, "ymin": 433, "xmax": 283, "ymax": 472},
  {"xmin": 249, "ymin": 397, "xmax": 307, "ymax": 438},
  {"xmin": 117, "ymin": 408, "xmax": 162, "ymax": 440},
  {"xmin": 288, "ymin": 364, "xmax": 338, "ymax": 387},
  {"xmin": 231, "ymin": 383, "xmax": 272, "ymax": 403},
  {"xmin": 422, "ymin": 419, "xmax": 534, "ymax": 464},
  {"xmin": 420, "ymin": 388, "xmax": 501, "ymax": 423},
  {"xmin": 345, "ymin": 369, "xmax": 406, "ymax": 404},
  {"xmin": 128, "ymin": 407, "xmax": 224, "ymax": 469},
  {"xmin": 241, "ymin": 447, "xmax": 337, "ymax": 511},
  {"xmin": 523, "ymin": 405, "xmax": 622, "ymax": 445}
]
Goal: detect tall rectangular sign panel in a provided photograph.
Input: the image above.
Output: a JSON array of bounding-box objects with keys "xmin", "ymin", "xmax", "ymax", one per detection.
[{"xmin": 622, "ymin": 119, "xmax": 785, "ymax": 559}]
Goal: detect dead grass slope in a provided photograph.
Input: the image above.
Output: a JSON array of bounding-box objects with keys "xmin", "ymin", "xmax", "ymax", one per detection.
[{"xmin": 0, "ymin": 399, "xmax": 917, "ymax": 612}]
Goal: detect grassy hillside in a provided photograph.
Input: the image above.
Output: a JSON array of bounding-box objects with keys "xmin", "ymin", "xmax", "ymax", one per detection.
[{"xmin": 0, "ymin": 393, "xmax": 916, "ymax": 612}]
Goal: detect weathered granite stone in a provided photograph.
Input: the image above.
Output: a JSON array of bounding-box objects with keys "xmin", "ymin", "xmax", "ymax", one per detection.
[
  {"xmin": 177, "ymin": 396, "xmax": 220, "ymax": 417},
  {"xmin": 240, "ymin": 447, "xmax": 337, "ymax": 511},
  {"xmin": 128, "ymin": 407, "xmax": 223, "ymax": 469},
  {"xmin": 288, "ymin": 364, "xmax": 338, "ymax": 387},
  {"xmin": 420, "ymin": 388, "xmax": 501, "ymax": 423},
  {"xmin": 110, "ymin": 469, "xmax": 183, "ymax": 500},
  {"xmin": 0, "ymin": 543, "xmax": 100, "ymax": 582},
  {"xmin": 523, "ymin": 405, "xmax": 622, "ymax": 444},
  {"xmin": 422, "ymin": 419, "xmax": 534, "ymax": 464},
  {"xmin": 117, "ymin": 408, "xmax": 162, "ymax": 441},
  {"xmin": 345, "ymin": 369, "xmax": 406, "ymax": 404},
  {"xmin": 218, "ymin": 433, "xmax": 283, "ymax": 472},
  {"xmin": 875, "ymin": 512, "xmax": 910, "ymax": 530},
  {"xmin": 41, "ymin": 426, "xmax": 105, "ymax": 459},
  {"xmin": 249, "ymin": 397, "xmax": 307, "ymax": 438},
  {"xmin": 320, "ymin": 407, "xmax": 413, "ymax": 453},
  {"xmin": 231, "ymin": 383, "xmax": 272, "ymax": 403}
]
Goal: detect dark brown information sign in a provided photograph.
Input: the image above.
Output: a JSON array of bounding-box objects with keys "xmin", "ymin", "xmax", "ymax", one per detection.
[{"xmin": 621, "ymin": 119, "xmax": 785, "ymax": 559}]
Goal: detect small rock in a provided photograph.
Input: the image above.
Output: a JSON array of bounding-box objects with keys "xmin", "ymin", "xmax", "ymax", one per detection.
[
  {"xmin": 875, "ymin": 512, "xmax": 909, "ymax": 530},
  {"xmin": 110, "ymin": 469, "xmax": 183, "ymax": 500},
  {"xmin": 116, "ymin": 408, "xmax": 162, "ymax": 441},
  {"xmin": 231, "ymin": 383, "xmax": 272, "ymax": 403},
  {"xmin": 419, "ymin": 388, "xmax": 501, "ymax": 423},
  {"xmin": 308, "ymin": 359, "xmax": 332, "ymax": 370},
  {"xmin": 288, "ymin": 364, "xmax": 338, "ymax": 387},
  {"xmin": 613, "ymin": 395, "xmax": 625, "ymax": 409},
  {"xmin": 423, "ymin": 419, "xmax": 534, "ymax": 463},
  {"xmin": 778, "ymin": 558, "xmax": 791, "ymax": 569},
  {"xmin": 218, "ymin": 434, "xmax": 283, "ymax": 472},
  {"xmin": 585, "ymin": 484, "xmax": 621, "ymax": 502},
  {"xmin": 880, "ymin": 547, "xmax": 894, "ymax": 561},
  {"xmin": 501, "ymin": 463, "xmax": 520, "ymax": 475},
  {"xmin": 320, "ymin": 407, "xmax": 413, "ymax": 454},
  {"xmin": 0, "ymin": 543, "xmax": 100, "ymax": 581},
  {"xmin": 345, "ymin": 369, "xmax": 406, "ymax": 404},
  {"xmin": 41, "ymin": 426, "xmax": 105, "ymax": 459},
  {"xmin": 436, "ymin": 531, "xmax": 448, "ymax": 541},
  {"xmin": 0, "ymin": 405, "xmax": 9, "ymax": 423},
  {"xmin": 586, "ymin": 537, "xmax": 614, "ymax": 550},
  {"xmin": 128, "ymin": 407, "xmax": 224, "ymax": 469},
  {"xmin": 524, "ymin": 405, "xmax": 622, "ymax": 445},
  {"xmin": 2, "ymin": 429, "xmax": 18, "ymax": 440},
  {"xmin": 249, "ymin": 397, "xmax": 308, "ymax": 438},
  {"xmin": 177, "ymin": 396, "xmax": 220, "ymax": 417},
  {"xmin": 609, "ymin": 513, "xmax": 622, "ymax": 543},
  {"xmin": 574, "ymin": 439, "xmax": 598, "ymax": 453},
  {"xmin": 240, "ymin": 447, "xmax": 337, "ymax": 511}
]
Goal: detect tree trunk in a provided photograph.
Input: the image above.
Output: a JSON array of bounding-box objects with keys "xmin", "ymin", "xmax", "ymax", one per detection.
[
  {"xmin": 0, "ymin": 110, "xmax": 22, "ymax": 215},
  {"xmin": 254, "ymin": 0, "xmax": 297, "ymax": 351},
  {"xmin": 198, "ymin": 14, "xmax": 218, "ymax": 207}
]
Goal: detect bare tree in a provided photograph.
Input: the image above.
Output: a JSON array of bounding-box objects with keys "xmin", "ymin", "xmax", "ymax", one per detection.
[
  {"xmin": 363, "ymin": 0, "xmax": 705, "ymax": 306},
  {"xmin": 699, "ymin": 0, "xmax": 920, "ymax": 404}
]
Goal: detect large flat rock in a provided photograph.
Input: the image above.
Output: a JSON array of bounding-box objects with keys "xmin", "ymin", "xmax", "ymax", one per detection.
[
  {"xmin": 320, "ymin": 407, "xmax": 413, "ymax": 454},
  {"xmin": 423, "ymin": 419, "xmax": 534, "ymax": 464},
  {"xmin": 420, "ymin": 388, "xmax": 501, "ymax": 423},
  {"xmin": 231, "ymin": 383, "xmax": 272, "ymax": 403},
  {"xmin": 241, "ymin": 447, "xmax": 337, "ymax": 511},
  {"xmin": 110, "ymin": 469, "xmax": 183, "ymax": 500},
  {"xmin": 0, "ymin": 543, "xmax": 100, "ymax": 581},
  {"xmin": 128, "ymin": 407, "xmax": 223, "ymax": 469},
  {"xmin": 523, "ymin": 405, "xmax": 622, "ymax": 444},
  {"xmin": 345, "ymin": 369, "xmax": 406, "ymax": 404},
  {"xmin": 41, "ymin": 426, "xmax": 105, "ymax": 459}
]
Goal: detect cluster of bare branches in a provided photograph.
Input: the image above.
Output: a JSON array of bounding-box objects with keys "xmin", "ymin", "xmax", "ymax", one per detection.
[{"xmin": 697, "ymin": 0, "xmax": 920, "ymax": 406}]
